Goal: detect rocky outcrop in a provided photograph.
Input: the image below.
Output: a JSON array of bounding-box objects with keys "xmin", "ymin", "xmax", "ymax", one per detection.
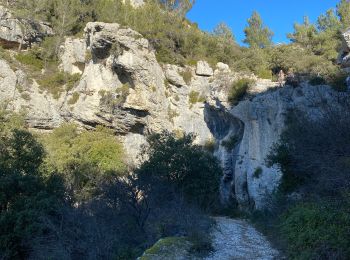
[
  {"xmin": 227, "ymin": 84, "xmax": 345, "ymax": 209},
  {"xmin": 196, "ymin": 60, "xmax": 213, "ymax": 77},
  {"xmin": 0, "ymin": 6, "xmax": 53, "ymax": 49},
  {"xmin": 338, "ymin": 29, "xmax": 350, "ymax": 69},
  {"xmin": 0, "ymin": 60, "xmax": 63, "ymax": 129},
  {"xmin": 59, "ymin": 38, "xmax": 86, "ymax": 74},
  {"xmin": 1, "ymin": 17, "xmax": 346, "ymax": 209}
]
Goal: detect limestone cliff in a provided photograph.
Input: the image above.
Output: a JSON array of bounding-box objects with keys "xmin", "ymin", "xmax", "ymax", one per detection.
[{"xmin": 0, "ymin": 11, "xmax": 347, "ymax": 209}]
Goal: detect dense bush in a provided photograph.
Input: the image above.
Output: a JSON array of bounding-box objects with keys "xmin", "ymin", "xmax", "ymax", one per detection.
[
  {"xmin": 38, "ymin": 72, "xmax": 81, "ymax": 99},
  {"xmin": 263, "ymin": 97, "xmax": 350, "ymax": 259},
  {"xmin": 42, "ymin": 124, "xmax": 126, "ymax": 202},
  {"xmin": 0, "ymin": 111, "xmax": 218, "ymax": 259},
  {"xmin": 137, "ymin": 131, "xmax": 222, "ymax": 211},
  {"xmin": 0, "ymin": 113, "xmax": 65, "ymax": 259},
  {"xmin": 15, "ymin": 49, "xmax": 44, "ymax": 70},
  {"xmin": 280, "ymin": 200, "xmax": 350, "ymax": 259},
  {"xmin": 228, "ymin": 78, "xmax": 254, "ymax": 106}
]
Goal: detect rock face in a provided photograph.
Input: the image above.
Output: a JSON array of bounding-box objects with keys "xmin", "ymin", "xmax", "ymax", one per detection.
[
  {"xmin": 0, "ymin": 6, "xmax": 53, "ymax": 49},
  {"xmin": 226, "ymin": 84, "xmax": 344, "ymax": 209},
  {"xmin": 0, "ymin": 60, "xmax": 63, "ymax": 129},
  {"xmin": 59, "ymin": 38, "xmax": 86, "ymax": 74},
  {"xmin": 1, "ymin": 18, "xmax": 347, "ymax": 209},
  {"xmin": 338, "ymin": 29, "xmax": 350, "ymax": 70}
]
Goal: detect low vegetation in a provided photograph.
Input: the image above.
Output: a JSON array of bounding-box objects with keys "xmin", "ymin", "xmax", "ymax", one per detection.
[
  {"xmin": 0, "ymin": 112, "xmax": 221, "ymax": 259},
  {"xmin": 38, "ymin": 72, "xmax": 81, "ymax": 99},
  {"xmin": 253, "ymin": 97, "xmax": 350, "ymax": 259},
  {"xmin": 228, "ymin": 78, "xmax": 255, "ymax": 106},
  {"xmin": 67, "ymin": 92, "xmax": 80, "ymax": 104},
  {"xmin": 189, "ymin": 91, "xmax": 206, "ymax": 104}
]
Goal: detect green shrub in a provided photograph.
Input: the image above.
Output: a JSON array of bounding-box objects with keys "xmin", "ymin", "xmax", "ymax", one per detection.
[
  {"xmin": 257, "ymin": 68, "xmax": 272, "ymax": 79},
  {"xmin": 0, "ymin": 46, "xmax": 12, "ymax": 62},
  {"xmin": 221, "ymin": 135, "xmax": 239, "ymax": 150},
  {"xmin": 328, "ymin": 71, "xmax": 348, "ymax": 92},
  {"xmin": 203, "ymin": 138, "xmax": 216, "ymax": 153},
  {"xmin": 85, "ymin": 50, "xmax": 92, "ymax": 61},
  {"xmin": 65, "ymin": 73, "xmax": 81, "ymax": 91},
  {"xmin": 228, "ymin": 78, "xmax": 254, "ymax": 106},
  {"xmin": 68, "ymin": 92, "xmax": 80, "ymax": 105},
  {"xmin": 38, "ymin": 72, "xmax": 81, "ymax": 99},
  {"xmin": 180, "ymin": 68, "xmax": 193, "ymax": 85},
  {"xmin": 20, "ymin": 92, "xmax": 31, "ymax": 101},
  {"xmin": 189, "ymin": 91, "xmax": 205, "ymax": 104},
  {"xmin": 309, "ymin": 76, "xmax": 326, "ymax": 86},
  {"xmin": 0, "ymin": 125, "xmax": 64, "ymax": 259},
  {"xmin": 253, "ymin": 167, "xmax": 263, "ymax": 178},
  {"xmin": 281, "ymin": 201, "xmax": 350, "ymax": 259},
  {"xmin": 15, "ymin": 50, "xmax": 44, "ymax": 70},
  {"xmin": 137, "ymin": 132, "xmax": 222, "ymax": 211},
  {"xmin": 115, "ymin": 83, "xmax": 130, "ymax": 104},
  {"xmin": 168, "ymin": 106, "xmax": 179, "ymax": 122},
  {"xmin": 42, "ymin": 124, "xmax": 126, "ymax": 202}
]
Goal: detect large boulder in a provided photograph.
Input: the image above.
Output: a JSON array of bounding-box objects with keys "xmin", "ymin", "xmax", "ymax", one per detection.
[
  {"xmin": 0, "ymin": 6, "xmax": 53, "ymax": 49},
  {"xmin": 122, "ymin": 0, "xmax": 144, "ymax": 8},
  {"xmin": 59, "ymin": 38, "xmax": 87, "ymax": 74},
  {"xmin": 196, "ymin": 60, "xmax": 213, "ymax": 77},
  {"xmin": 163, "ymin": 64, "xmax": 186, "ymax": 87}
]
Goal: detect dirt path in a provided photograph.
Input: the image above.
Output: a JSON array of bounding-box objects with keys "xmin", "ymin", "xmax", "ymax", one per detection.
[{"xmin": 204, "ymin": 217, "xmax": 280, "ymax": 260}]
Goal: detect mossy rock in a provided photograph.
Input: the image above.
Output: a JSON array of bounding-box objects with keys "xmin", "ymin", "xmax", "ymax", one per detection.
[{"xmin": 139, "ymin": 237, "xmax": 192, "ymax": 260}]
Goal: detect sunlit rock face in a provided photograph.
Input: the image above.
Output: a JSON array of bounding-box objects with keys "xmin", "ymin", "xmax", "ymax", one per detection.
[
  {"xmin": 0, "ymin": 6, "xmax": 53, "ymax": 49},
  {"xmin": 1, "ymin": 15, "xmax": 347, "ymax": 209}
]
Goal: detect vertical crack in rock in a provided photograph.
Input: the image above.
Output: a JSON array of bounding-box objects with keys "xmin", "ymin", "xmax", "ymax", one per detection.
[{"xmin": 204, "ymin": 103, "xmax": 245, "ymax": 206}]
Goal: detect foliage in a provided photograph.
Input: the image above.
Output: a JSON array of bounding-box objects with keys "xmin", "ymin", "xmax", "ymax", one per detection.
[
  {"xmin": 0, "ymin": 121, "xmax": 64, "ymax": 259},
  {"xmin": 180, "ymin": 68, "xmax": 193, "ymax": 85},
  {"xmin": 203, "ymin": 138, "xmax": 216, "ymax": 153},
  {"xmin": 68, "ymin": 92, "xmax": 80, "ymax": 104},
  {"xmin": 137, "ymin": 132, "xmax": 222, "ymax": 211},
  {"xmin": 38, "ymin": 72, "xmax": 81, "ymax": 99},
  {"xmin": 243, "ymin": 11, "xmax": 273, "ymax": 49},
  {"xmin": 0, "ymin": 46, "xmax": 12, "ymax": 62},
  {"xmin": 228, "ymin": 78, "xmax": 254, "ymax": 106},
  {"xmin": 281, "ymin": 200, "xmax": 350, "ymax": 259},
  {"xmin": 337, "ymin": 0, "xmax": 350, "ymax": 29},
  {"xmin": 253, "ymin": 167, "xmax": 263, "ymax": 179},
  {"xmin": 15, "ymin": 49, "xmax": 44, "ymax": 70},
  {"xmin": 42, "ymin": 124, "xmax": 126, "ymax": 202},
  {"xmin": 221, "ymin": 135, "xmax": 239, "ymax": 150},
  {"xmin": 189, "ymin": 91, "xmax": 205, "ymax": 104}
]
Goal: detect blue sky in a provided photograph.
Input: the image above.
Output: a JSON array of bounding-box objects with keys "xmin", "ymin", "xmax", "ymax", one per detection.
[{"xmin": 187, "ymin": 0, "xmax": 338, "ymax": 45}]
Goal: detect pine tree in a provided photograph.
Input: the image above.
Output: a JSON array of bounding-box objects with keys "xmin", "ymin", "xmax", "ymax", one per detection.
[
  {"xmin": 243, "ymin": 11, "xmax": 273, "ymax": 49},
  {"xmin": 337, "ymin": 0, "xmax": 350, "ymax": 29},
  {"xmin": 287, "ymin": 16, "xmax": 317, "ymax": 49}
]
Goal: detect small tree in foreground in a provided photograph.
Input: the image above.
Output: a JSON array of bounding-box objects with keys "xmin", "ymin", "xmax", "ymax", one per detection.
[{"xmin": 137, "ymin": 131, "xmax": 222, "ymax": 211}]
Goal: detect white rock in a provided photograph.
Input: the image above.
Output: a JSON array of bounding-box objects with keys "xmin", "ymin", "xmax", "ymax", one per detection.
[
  {"xmin": 0, "ymin": 5, "xmax": 53, "ymax": 49},
  {"xmin": 59, "ymin": 38, "xmax": 86, "ymax": 74},
  {"xmin": 216, "ymin": 62, "xmax": 230, "ymax": 72},
  {"xmin": 163, "ymin": 64, "xmax": 186, "ymax": 87},
  {"xmin": 196, "ymin": 60, "xmax": 213, "ymax": 77}
]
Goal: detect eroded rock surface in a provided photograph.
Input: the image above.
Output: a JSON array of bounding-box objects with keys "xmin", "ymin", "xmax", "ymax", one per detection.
[
  {"xmin": 1, "ymin": 18, "xmax": 347, "ymax": 209},
  {"xmin": 0, "ymin": 6, "xmax": 53, "ymax": 49}
]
